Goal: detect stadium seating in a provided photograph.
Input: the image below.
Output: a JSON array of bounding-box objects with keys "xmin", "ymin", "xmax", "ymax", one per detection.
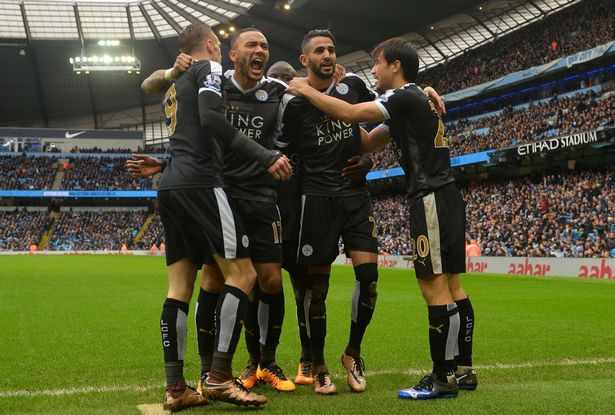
[
  {"xmin": 46, "ymin": 210, "xmax": 146, "ymax": 251},
  {"xmin": 370, "ymin": 168, "xmax": 615, "ymax": 258},
  {"xmin": 0, "ymin": 210, "xmax": 50, "ymax": 251},
  {"xmin": 419, "ymin": 0, "xmax": 615, "ymax": 95},
  {"xmin": 60, "ymin": 156, "xmax": 152, "ymax": 191},
  {"xmin": 3, "ymin": 167, "xmax": 612, "ymax": 258},
  {"xmin": 372, "ymin": 90, "xmax": 614, "ymax": 169},
  {"xmin": 0, "ymin": 155, "xmax": 57, "ymax": 190}
]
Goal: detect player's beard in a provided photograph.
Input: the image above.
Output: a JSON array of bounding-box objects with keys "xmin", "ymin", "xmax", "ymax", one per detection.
[{"xmin": 308, "ymin": 58, "xmax": 334, "ymax": 80}]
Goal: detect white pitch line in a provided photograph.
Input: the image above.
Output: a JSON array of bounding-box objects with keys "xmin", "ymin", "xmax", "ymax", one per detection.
[
  {"xmin": 365, "ymin": 356, "xmax": 615, "ymax": 377},
  {"xmin": 1, "ymin": 357, "xmax": 614, "ymax": 399},
  {"xmin": 0, "ymin": 384, "xmax": 164, "ymax": 398},
  {"xmin": 137, "ymin": 403, "xmax": 168, "ymax": 415}
]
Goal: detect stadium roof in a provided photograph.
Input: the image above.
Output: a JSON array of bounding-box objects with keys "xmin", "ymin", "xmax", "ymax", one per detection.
[
  {"xmin": 0, "ymin": 0, "xmax": 254, "ymax": 40},
  {"xmin": 0, "ymin": 0, "xmax": 580, "ymax": 128}
]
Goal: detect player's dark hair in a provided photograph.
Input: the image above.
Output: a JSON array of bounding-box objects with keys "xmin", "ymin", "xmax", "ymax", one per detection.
[
  {"xmin": 267, "ymin": 61, "xmax": 296, "ymax": 82},
  {"xmin": 178, "ymin": 23, "xmax": 215, "ymax": 54},
  {"xmin": 230, "ymin": 27, "xmax": 264, "ymax": 49},
  {"xmin": 371, "ymin": 37, "xmax": 419, "ymax": 83},
  {"xmin": 301, "ymin": 29, "xmax": 336, "ymax": 53}
]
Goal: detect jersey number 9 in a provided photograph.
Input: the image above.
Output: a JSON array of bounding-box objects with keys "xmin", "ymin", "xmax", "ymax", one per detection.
[{"xmin": 164, "ymin": 84, "xmax": 178, "ymax": 136}]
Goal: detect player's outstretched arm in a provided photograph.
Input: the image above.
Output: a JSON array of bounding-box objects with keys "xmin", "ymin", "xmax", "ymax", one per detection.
[
  {"xmin": 287, "ymin": 77, "xmax": 385, "ymax": 123},
  {"xmin": 363, "ymin": 125, "xmax": 391, "ymax": 153},
  {"xmin": 141, "ymin": 53, "xmax": 193, "ymax": 95},
  {"xmin": 125, "ymin": 154, "xmax": 165, "ymax": 177}
]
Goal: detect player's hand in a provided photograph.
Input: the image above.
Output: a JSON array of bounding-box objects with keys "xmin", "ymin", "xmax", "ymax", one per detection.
[
  {"xmin": 334, "ymin": 64, "xmax": 347, "ymax": 85},
  {"xmin": 286, "ymin": 77, "xmax": 310, "ymax": 96},
  {"xmin": 126, "ymin": 154, "xmax": 164, "ymax": 177},
  {"xmin": 341, "ymin": 155, "xmax": 373, "ymax": 181},
  {"xmin": 169, "ymin": 53, "xmax": 193, "ymax": 79},
  {"xmin": 423, "ymin": 86, "xmax": 446, "ymax": 115},
  {"xmin": 267, "ymin": 155, "xmax": 293, "ymax": 181}
]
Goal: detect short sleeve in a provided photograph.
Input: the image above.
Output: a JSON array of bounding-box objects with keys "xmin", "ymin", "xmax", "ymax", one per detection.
[
  {"xmin": 374, "ymin": 89, "xmax": 418, "ymax": 121},
  {"xmin": 346, "ymin": 74, "xmax": 376, "ymax": 103},
  {"xmin": 195, "ymin": 60, "xmax": 223, "ymax": 97}
]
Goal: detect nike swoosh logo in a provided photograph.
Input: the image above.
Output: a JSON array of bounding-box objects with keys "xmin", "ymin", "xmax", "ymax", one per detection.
[{"xmin": 65, "ymin": 130, "xmax": 87, "ymax": 139}]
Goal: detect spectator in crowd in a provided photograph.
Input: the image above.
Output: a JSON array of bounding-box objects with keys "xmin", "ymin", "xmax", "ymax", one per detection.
[{"xmin": 466, "ymin": 240, "xmax": 481, "ymax": 257}]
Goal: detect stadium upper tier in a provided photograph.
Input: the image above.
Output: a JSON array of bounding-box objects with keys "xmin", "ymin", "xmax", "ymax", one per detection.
[
  {"xmin": 418, "ymin": 0, "xmax": 615, "ymax": 95},
  {"xmin": 2, "ymin": 167, "xmax": 613, "ymax": 258}
]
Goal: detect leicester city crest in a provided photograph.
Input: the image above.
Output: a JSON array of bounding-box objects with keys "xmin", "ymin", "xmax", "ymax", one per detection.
[
  {"xmin": 336, "ymin": 83, "xmax": 349, "ymax": 95},
  {"xmin": 255, "ymin": 89, "xmax": 269, "ymax": 101}
]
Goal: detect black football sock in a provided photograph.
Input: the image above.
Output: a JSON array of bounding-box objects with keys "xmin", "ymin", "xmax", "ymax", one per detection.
[
  {"xmin": 210, "ymin": 285, "xmax": 249, "ymax": 382},
  {"xmin": 347, "ymin": 263, "xmax": 378, "ymax": 356},
  {"xmin": 160, "ymin": 298, "xmax": 189, "ymax": 385},
  {"xmin": 259, "ymin": 288, "xmax": 285, "ymax": 366},
  {"xmin": 455, "ymin": 297, "xmax": 475, "ymax": 367},
  {"xmin": 244, "ymin": 284, "xmax": 261, "ymax": 365},
  {"xmin": 289, "ymin": 267, "xmax": 312, "ymax": 362},
  {"xmin": 428, "ymin": 304, "xmax": 460, "ymax": 382},
  {"xmin": 195, "ymin": 288, "xmax": 219, "ymax": 376},
  {"xmin": 306, "ymin": 273, "xmax": 330, "ymax": 367}
]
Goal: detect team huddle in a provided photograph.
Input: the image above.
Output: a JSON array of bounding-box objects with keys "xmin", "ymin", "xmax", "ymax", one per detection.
[{"xmin": 126, "ymin": 22, "xmax": 477, "ymax": 412}]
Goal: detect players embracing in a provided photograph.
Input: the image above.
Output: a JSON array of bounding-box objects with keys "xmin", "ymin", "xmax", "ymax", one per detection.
[{"xmin": 287, "ymin": 36, "xmax": 477, "ymax": 400}]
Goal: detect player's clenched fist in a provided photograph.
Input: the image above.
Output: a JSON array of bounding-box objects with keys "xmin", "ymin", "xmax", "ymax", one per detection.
[
  {"xmin": 168, "ymin": 53, "xmax": 193, "ymax": 80},
  {"xmin": 267, "ymin": 155, "xmax": 293, "ymax": 181}
]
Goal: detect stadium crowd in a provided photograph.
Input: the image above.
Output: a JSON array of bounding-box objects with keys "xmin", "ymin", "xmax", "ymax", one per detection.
[
  {"xmin": 1, "ymin": 166, "xmax": 613, "ymax": 258},
  {"xmin": 419, "ymin": 0, "xmax": 615, "ymax": 94},
  {"xmin": 132, "ymin": 214, "xmax": 165, "ymax": 250},
  {"xmin": 60, "ymin": 156, "xmax": 151, "ymax": 191},
  {"xmin": 463, "ymin": 168, "xmax": 615, "ymax": 258},
  {"xmin": 372, "ymin": 91, "xmax": 615, "ymax": 169},
  {"xmin": 447, "ymin": 91, "xmax": 614, "ymax": 157},
  {"xmin": 69, "ymin": 146, "xmax": 167, "ymax": 154},
  {"xmin": 370, "ymin": 168, "xmax": 614, "ymax": 258},
  {"xmin": 46, "ymin": 210, "xmax": 146, "ymax": 251},
  {"xmin": 0, "ymin": 210, "xmax": 50, "ymax": 251},
  {"xmin": 0, "ymin": 155, "xmax": 57, "ymax": 190}
]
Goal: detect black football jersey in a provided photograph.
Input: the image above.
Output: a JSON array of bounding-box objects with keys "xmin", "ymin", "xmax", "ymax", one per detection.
[
  {"xmin": 277, "ymin": 143, "xmax": 303, "ymax": 241},
  {"xmin": 374, "ymin": 83, "xmax": 455, "ymax": 202},
  {"xmin": 159, "ymin": 60, "xmax": 225, "ymax": 190},
  {"xmin": 275, "ymin": 75, "xmax": 375, "ymax": 196},
  {"xmin": 222, "ymin": 76, "xmax": 287, "ymax": 202}
]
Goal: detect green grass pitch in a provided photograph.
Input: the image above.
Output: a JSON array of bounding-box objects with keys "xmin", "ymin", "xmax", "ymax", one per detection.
[{"xmin": 1, "ymin": 255, "xmax": 614, "ymax": 414}]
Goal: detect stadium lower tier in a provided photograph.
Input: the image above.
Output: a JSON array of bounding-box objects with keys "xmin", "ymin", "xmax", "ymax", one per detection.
[{"xmin": 2, "ymin": 166, "xmax": 613, "ymax": 258}]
